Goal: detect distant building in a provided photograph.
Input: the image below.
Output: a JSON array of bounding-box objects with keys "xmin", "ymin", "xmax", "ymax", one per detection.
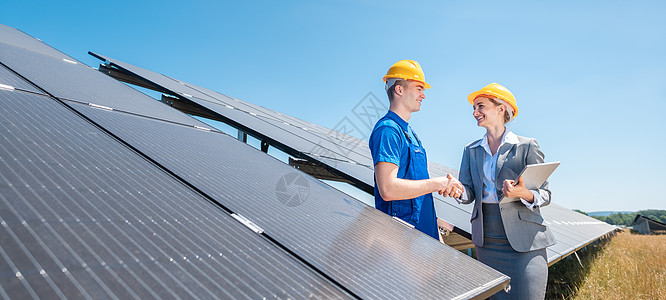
[{"xmin": 632, "ymin": 214, "xmax": 666, "ymax": 234}]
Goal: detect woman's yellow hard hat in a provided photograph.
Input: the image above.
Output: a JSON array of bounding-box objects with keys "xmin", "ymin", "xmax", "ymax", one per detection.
[
  {"xmin": 467, "ymin": 83, "xmax": 519, "ymax": 118},
  {"xmin": 383, "ymin": 60, "xmax": 431, "ymax": 89}
]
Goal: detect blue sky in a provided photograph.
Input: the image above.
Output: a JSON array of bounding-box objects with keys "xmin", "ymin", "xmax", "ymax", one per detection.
[{"xmin": 3, "ymin": 0, "xmax": 665, "ymax": 212}]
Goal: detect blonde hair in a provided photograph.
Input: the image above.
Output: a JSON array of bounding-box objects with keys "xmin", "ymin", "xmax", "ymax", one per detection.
[{"xmin": 488, "ymin": 98, "xmax": 513, "ymax": 124}]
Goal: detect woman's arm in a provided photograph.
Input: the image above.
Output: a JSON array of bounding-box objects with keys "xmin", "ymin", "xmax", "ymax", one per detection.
[
  {"xmin": 503, "ymin": 138, "xmax": 551, "ymax": 207},
  {"xmin": 526, "ymin": 138, "xmax": 551, "ymax": 207},
  {"xmin": 457, "ymin": 146, "xmax": 475, "ymax": 204}
]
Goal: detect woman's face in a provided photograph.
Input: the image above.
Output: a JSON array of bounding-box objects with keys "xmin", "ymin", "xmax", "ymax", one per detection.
[{"xmin": 472, "ymin": 97, "xmax": 504, "ymax": 128}]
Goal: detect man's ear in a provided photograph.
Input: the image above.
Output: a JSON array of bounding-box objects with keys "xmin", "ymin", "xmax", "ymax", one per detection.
[{"xmin": 394, "ymin": 84, "xmax": 403, "ymax": 96}]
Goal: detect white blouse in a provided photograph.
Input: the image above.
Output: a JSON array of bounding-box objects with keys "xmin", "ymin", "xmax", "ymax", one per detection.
[{"xmin": 463, "ymin": 130, "xmax": 544, "ymax": 211}]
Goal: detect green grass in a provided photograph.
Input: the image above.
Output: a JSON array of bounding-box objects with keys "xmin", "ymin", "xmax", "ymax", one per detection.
[{"xmin": 546, "ymin": 229, "xmax": 666, "ymax": 299}]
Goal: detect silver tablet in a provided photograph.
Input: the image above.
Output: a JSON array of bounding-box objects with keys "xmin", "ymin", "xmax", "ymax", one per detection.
[{"xmin": 500, "ymin": 161, "xmax": 560, "ymax": 203}]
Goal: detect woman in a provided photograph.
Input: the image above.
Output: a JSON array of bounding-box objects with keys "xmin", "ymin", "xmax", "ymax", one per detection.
[{"xmin": 457, "ymin": 83, "xmax": 556, "ymax": 299}]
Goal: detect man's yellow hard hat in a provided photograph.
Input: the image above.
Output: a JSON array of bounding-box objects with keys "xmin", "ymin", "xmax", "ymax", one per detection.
[
  {"xmin": 383, "ymin": 60, "xmax": 431, "ymax": 89},
  {"xmin": 467, "ymin": 83, "xmax": 519, "ymax": 118}
]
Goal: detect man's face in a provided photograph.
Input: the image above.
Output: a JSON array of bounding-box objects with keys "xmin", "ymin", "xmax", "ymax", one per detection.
[{"xmin": 401, "ymin": 80, "xmax": 426, "ymax": 112}]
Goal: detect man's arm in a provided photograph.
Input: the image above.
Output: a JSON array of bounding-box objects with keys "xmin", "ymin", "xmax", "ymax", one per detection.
[{"xmin": 375, "ymin": 162, "xmax": 461, "ymax": 201}]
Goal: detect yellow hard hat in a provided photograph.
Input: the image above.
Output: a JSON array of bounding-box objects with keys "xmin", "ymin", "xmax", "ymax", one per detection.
[
  {"xmin": 467, "ymin": 83, "xmax": 519, "ymax": 118},
  {"xmin": 383, "ymin": 60, "xmax": 431, "ymax": 89}
]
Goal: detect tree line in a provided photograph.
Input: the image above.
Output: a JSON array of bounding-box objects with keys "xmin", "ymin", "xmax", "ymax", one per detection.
[{"xmin": 574, "ymin": 209, "xmax": 666, "ymax": 226}]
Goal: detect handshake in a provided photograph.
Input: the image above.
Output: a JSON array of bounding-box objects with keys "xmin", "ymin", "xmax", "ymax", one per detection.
[{"xmin": 435, "ymin": 174, "xmax": 464, "ymax": 199}]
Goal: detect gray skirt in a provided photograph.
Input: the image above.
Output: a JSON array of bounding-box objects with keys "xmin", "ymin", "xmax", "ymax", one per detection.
[{"xmin": 476, "ymin": 203, "xmax": 547, "ymax": 300}]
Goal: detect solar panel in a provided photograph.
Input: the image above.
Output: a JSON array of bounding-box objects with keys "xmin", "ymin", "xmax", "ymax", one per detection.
[
  {"xmin": 0, "ymin": 24, "xmax": 74, "ymax": 61},
  {"xmin": 311, "ymin": 156, "xmax": 374, "ymax": 187},
  {"xmin": 89, "ymin": 52, "xmax": 375, "ymax": 188},
  {"xmin": 0, "ymin": 89, "xmax": 350, "ymax": 299},
  {"xmin": 0, "ymin": 43, "xmax": 203, "ymax": 127},
  {"xmin": 175, "ymin": 78, "xmax": 373, "ymax": 160},
  {"xmin": 0, "ymin": 63, "xmax": 43, "ymax": 94},
  {"xmin": 2, "ymin": 25, "xmax": 510, "ymax": 299},
  {"xmin": 93, "ymin": 52, "xmax": 373, "ymax": 159},
  {"xmin": 541, "ymin": 203, "xmax": 617, "ymax": 264}
]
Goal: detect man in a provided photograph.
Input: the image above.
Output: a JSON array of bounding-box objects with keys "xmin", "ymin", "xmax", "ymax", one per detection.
[{"xmin": 369, "ymin": 60, "xmax": 462, "ymax": 239}]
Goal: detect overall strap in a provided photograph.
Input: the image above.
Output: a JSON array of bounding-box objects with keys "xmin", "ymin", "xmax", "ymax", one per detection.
[
  {"xmin": 383, "ymin": 118, "xmax": 414, "ymax": 173},
  {"xmin": 401, "ymin": 128, "xmax": 412, "ymax": 174},
  {"xmin": 410, "ymin": 129, "xmax": 422, "ymax": 145},
  {"xmin": 401, "ymin": 128, "xmax": 412, "ymax": 143}
]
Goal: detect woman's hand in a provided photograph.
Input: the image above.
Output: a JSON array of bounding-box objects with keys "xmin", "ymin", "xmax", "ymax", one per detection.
[
  {"xmin": 438, "ymin": 174, "xmax": 464, "ymax": 198},
  {"xmin": 502, "ymin": 176, "xmax": 534, "ymax": 202}
]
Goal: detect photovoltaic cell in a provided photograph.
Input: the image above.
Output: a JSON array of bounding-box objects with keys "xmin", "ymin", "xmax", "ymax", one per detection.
[
  {"xmin": 0, "ymin": 88, "xmax": 351, "ymax": 299},
  {"xmin": 0, "ymin": 25, "xmax": 74, "ymax": 61},
  {"xmin": 94, "ymin": 50, "xmax": 373, "ymax": 159},
  {"xmin": 89, "ymin": 53, "xmax": 375, "ymax": 181},
  {"xmin": 67, "ymin": 100, "xmax": 509, "ymax": 299},
  {"xmin": 541, "ymin": 203, "xmax": 616, "ymax": 263},
  {"xmin": 0, "ymin": 42, "xmax": 205, "ymax": 128},
  {"xmin": 175, "ymin": 77, "xmax": 374, "ymax": 161},
  {"xmin": 0, "ymin": 63, "xmax": 43, "ymax": 94},
  {"xmin": 312, "ymin": 156, "xmax": 374, "ymax": 187}
]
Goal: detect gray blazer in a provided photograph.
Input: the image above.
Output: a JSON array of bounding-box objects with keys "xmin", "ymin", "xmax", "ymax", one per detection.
[{"xmin": 458, "ymin": 132, "xmax": 556, "ymax": 252}]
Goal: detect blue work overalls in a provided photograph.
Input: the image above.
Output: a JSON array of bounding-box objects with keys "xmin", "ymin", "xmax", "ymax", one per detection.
[{"xmin": 375, "ymin": 117, "xmax": 438, "ymax": 239}]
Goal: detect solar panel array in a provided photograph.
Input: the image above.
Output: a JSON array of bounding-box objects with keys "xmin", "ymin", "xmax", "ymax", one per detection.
[
  {"xmin": 88, "ymin": 51, "xmax": 473, "ymax": 236},
  {"xmin": 632, "ymin": 215, "xmax": 666, "ymax": 235},
  {"xmin": 89, "ymin": 51, "xmax": 376, "ymax": 192},
  {"xmin": 0, "ymin": 24, "xmax": 74, "ymax": 61},
  {"xmin": 1, "ymin": 24, "xmax": 510, "ymax": 299},
  {"xmin": 0, "ymin": 88, "xmax": 348, "ymax": 299},
  {"xmin": 88, "ymin": 51, "xmax": 617, "ymax": 265}
]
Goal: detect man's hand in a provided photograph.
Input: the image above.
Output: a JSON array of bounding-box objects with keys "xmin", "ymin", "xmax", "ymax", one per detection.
[
  {"xmin": 436, "ymin": 174, "xmax": 463, "ymax": 198},
  {"xmin": 375, "ymin": 162, "xmax": 465, "ymax": 200}
]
